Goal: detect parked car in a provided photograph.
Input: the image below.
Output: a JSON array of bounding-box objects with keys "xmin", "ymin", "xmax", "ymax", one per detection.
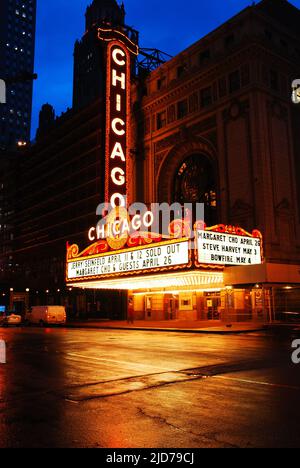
[
  {"xmin": 25, "ymin": 306, "xmax": 67, "ymax": 326},
  {"xmin": 1, "ymin": 313, "xmax": 22, "ymax": 327}
]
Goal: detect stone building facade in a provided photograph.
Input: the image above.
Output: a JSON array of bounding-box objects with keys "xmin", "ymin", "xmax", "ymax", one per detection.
[{"xmin": 129, "ymin": 0, "xmax": 300, "ymax": 321}]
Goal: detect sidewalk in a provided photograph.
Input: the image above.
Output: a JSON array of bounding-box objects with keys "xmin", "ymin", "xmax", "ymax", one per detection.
[{"xmin": 67, "ymin": 319, "xmax": 268, "ymax": 335}]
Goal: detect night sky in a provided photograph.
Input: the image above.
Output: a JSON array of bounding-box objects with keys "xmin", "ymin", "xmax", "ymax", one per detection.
[{"xmin": 31, "ymin": 0, "xmax": 300, "ymax": 138}]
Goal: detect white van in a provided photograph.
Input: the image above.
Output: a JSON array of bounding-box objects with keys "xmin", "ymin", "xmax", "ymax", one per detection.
[{"xmin": 26, "ymin": 306, "xmax": 66, "ymax": 326}]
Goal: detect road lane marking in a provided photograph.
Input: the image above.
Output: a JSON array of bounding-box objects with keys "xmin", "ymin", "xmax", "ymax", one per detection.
[
  {"xmin": 66, "ymin": 352, "xmax": 173, "ymax": 372},
  {"xmin": 214, "ymin": 375, "xmax": 300, "ymax": 391}
]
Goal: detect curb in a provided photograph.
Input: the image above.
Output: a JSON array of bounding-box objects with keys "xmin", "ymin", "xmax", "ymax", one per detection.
[{"xmin": 65, "ymin": 324, "xmax": 268, "ymax": 335}]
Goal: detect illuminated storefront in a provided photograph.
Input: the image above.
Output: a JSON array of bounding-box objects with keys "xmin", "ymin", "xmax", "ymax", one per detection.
[{"xmin": 67, "ymin": 220, "xmax": 264, "ymax": 321}]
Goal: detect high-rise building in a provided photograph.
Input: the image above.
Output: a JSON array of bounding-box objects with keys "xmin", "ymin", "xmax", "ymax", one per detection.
[
  {"xmin": 0, "ymin": 0, "xmax": 36, "ymax": 150},
  {"xmin": 73, "ymin": 0, "xmax": 137, "ymax": 110}
]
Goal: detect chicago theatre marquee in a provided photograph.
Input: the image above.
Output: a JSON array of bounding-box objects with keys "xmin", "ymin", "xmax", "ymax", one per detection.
[{"xmin": 66, "ymin": 24, "xmax": 269, "ymax": 323}]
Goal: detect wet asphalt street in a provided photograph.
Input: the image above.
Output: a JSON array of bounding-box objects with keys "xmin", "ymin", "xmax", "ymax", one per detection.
[{"xmin": 0, "ymin": 326, "xmax": 300, "ymax": 448}]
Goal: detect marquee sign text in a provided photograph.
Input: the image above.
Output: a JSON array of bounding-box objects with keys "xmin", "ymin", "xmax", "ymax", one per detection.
[
  {"xmin": 67, "ymin": 239, "xmax": 190, "ymax": 280},
  {"xmin": 197, "ymin": 229, "xmax": 262, "ymax": 266}
]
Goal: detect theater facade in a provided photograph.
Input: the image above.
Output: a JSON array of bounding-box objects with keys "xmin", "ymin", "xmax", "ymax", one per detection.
[{"xmin": 66, "ymin": 0, "xmax": 300, "ymax": 323}]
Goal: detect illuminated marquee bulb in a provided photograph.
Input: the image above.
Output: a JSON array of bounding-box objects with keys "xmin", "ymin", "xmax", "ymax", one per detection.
[
  {"xmin": 112, "ymin": 69, "xmax": 126, "ymax": 90},
  {"xmin": 111, "ymin": 193, "xmax": 126, "ymax": 208},
  {"xmin": 112, "ymin": 118, "xmax": 125, "ymax": 136},
  {"xmin": 116, "ymin": 94, "xmax": 121, "ymax": 112},
  {"xmin": 111, "ymin": 167, "xmax": 125, "ymax": 186},
  {"xmin": 111, "ymin": 142, "xmax": 125, "ymax": 161},
  {"xmin": 104, "ymin": 40, "xmax": 131, "ymax": 211},
  {"xmin": 112, "ymin": 48, "xmax": 126, "ymax": 66}
]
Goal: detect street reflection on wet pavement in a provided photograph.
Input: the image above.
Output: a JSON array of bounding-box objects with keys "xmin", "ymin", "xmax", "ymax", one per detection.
[{"xmin": 0, "ymin": 326, "xmax": 299, "ymax": 448}]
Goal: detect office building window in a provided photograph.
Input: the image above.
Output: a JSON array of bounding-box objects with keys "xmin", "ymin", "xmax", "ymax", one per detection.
[
  {"xmin": 219, "ymin": 77, "xmax": 227, "ymax": 98},
  {"xmin": 199, "ymin": 49, "xmax": 211, "ymax": 65},
  {"xmin": 177, "ymin": 65, "xmax": 185, "ymax": 79},
  {"xmin": 157, "ymin": 111, "xmax": 167, "ymax": 130},
  {"xmin": 229, "ymin": 70, "xmax": 241, "ymax": 93},
  {"xmin": 177, "ymin": 100, "xmax": 188, "ymax": 119},
  {"xmin": 189, "ymin": 93, "xmax": 199, "ymax": 113},
  {"xmin": 225, "ymin": 34, "xmax": 235, "ymax": 48},
  {"xmin": 270, "ymin": 69, "xmax": 279, "ymax": 91},
  {"xmin": 241, "ymin": 64, "xmax": 250, "ymax": 87},
  {"xmin": 157, "ymin": 77, "xmax": 166, "ymax": 91},
  {"xmin": 200, "ymin": 87, "xmax": 213, "ymax": 107}
]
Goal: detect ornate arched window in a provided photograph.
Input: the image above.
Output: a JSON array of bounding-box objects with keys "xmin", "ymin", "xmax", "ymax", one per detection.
[{"xmin": 174, "ymin": 154, "xmax": 217, "ymax": 226}]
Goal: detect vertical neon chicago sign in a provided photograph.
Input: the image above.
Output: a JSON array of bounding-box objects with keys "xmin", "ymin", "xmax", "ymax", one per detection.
[{"xmin": 98, "ymin": 28, "xmax": 139, "ymax": 209}]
